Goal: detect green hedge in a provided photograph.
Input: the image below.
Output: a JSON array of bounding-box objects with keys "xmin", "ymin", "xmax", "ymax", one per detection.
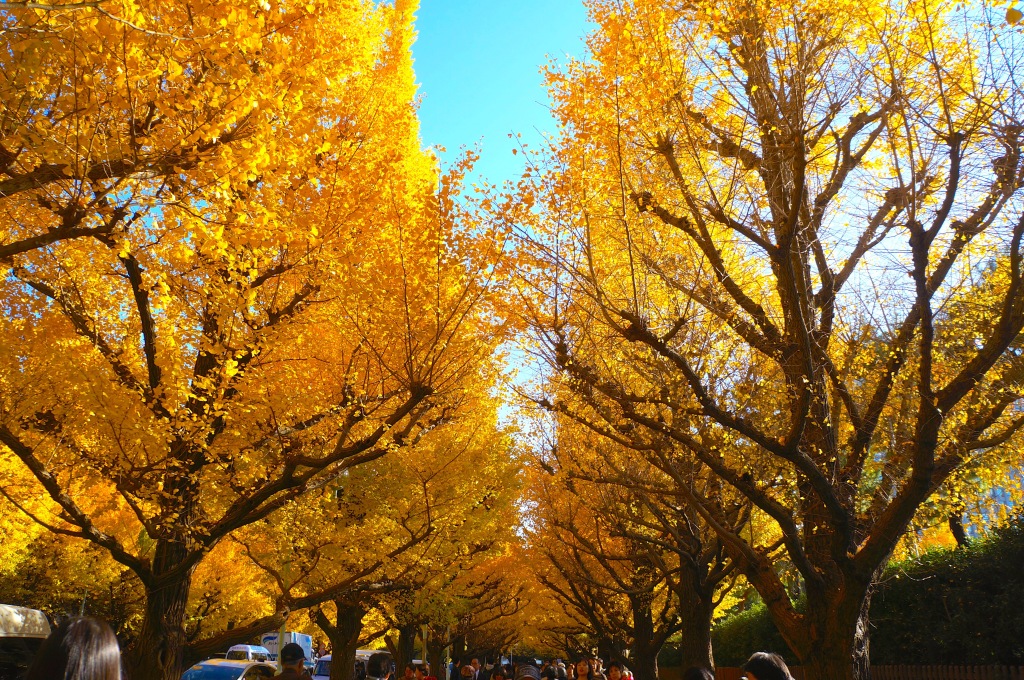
[{"xmin": 706, "ymin": 514, "xmax": 1024, "ymax": 666}]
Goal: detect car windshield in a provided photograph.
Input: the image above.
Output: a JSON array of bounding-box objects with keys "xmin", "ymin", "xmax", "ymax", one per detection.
[
  {"xmin": 225, "ymin": 651, "xmax": 249, "ymax": 660},
  {"xmin": 0, "ymin": 637, "xmax": 45, "ymax": 680},
  {"xmin": 314, "ymin": 660, "xmax": 331, "ymax": 677},
  {"xmin": 181, "ymin": 663, "xmax": 246, "ymax": 680}
]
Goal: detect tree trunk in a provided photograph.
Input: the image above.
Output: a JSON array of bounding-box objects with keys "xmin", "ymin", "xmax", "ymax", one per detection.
[
  {"xmin": 126, "ymin": 539, "xmax": 196, "ymax": 680},
  {"xmin": 675, "ymin": 586, "xmax": 714, "ymax": 672},
  {"xmin": 627, "ymin": 592, "xmax": 660, "ymax": 680},
  {"xmin": 396, "ymin": 623, "xmax": 417, "ymax": 673},
  {"xmin": 427, "ymin": 634, "xmax": 444, "ymax": 680},
  {"xmin": 949, "ymin": 512, "xmax": 969, "ymax": 548},
  {"xmin": 799, "ymin": 584, "xmax": 872, "ymax": 680},
  {"xmin": 321, "ymin": 602, "xmax": 365, "ymax": 680},
  {"xmin": 597, "ymin": 638, "xmax": 626, "ymax": 667}
]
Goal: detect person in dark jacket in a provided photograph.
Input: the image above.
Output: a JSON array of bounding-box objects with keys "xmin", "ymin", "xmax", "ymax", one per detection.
[{"xmin": 278, "ymin": 642, "xmax": 312, "ymax": 680}]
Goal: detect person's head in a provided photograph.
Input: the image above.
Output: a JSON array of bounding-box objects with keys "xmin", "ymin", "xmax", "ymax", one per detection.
[
  {"xmin": 590, "ymin": 658, "xmax": 603, "ymax": 673},
  {"xmin": 27, "ymin": 616, "xmax": 121, "ymax": 680},
  {"xmin": 406, "ymin": 664, "xmax": 417, "ymax": 678},
  {"xmin": 607, "ymin": 663, "xmax": 628, "ymax": 680},
  {"xmin": 462, "ymin": 666, "xmax": 477, "ymax": 680},
  {"xmin": 281, "ymin": 642, "xmax": 307, "ymax": 672},
  {"xmin": 515, "ymin": 664, "xmax": 541, "ymax": 680},
  {"xmin": 368, "ymin": 652, "xmax": 396, "ymax": 680},
  {"xmin": 742, "ymin": 653, "xmax": 792, "ymax": 680},
  {"xmin": 682, "ymin": 668, "xmax": 714, "ymax": 680},
  {"xmin": 472, "ymin": 659, "xmax": 481, "ymax": 671},
  {"xmin": 417, "ymin": 665, "xmax": 430, "ymax": 679},
  {"xmin": 575, "ymin": 660, "xmax": 597, "ymax": 679}
]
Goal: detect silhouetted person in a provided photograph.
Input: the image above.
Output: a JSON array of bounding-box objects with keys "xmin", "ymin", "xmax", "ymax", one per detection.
[
  {"xmin": 741, "ymin": 653, "xmax": 793, "ymax": 680},
  {"xmin": 26, "ymin": 617, "xmax": 122, "ymax": 680}
]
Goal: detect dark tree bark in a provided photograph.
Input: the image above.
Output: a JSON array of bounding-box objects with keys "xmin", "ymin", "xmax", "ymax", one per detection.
[
  {"xmin": 674, "ymin": 582, "xmax": 714, "ymax": 673},
  {"xmin": 949, "ymin": 513, "xmax": 969, "ymax": 548},
  {"xmin": 394, "ymin": 623, "xmax": 417, "ymax": 673},
  {"xmin": 315, "ymin": 601, "xmax": 366, "ymax": 680},
  {"xmin": 126, "ymin": 538, "xmax": 196, "ymax": 680},
  {"xmin": 626, "ymin": 592, "xmax": 661, "ymax": 680}
]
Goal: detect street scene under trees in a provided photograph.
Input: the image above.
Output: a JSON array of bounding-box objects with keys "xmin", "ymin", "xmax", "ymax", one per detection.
[{"xmin": 0, "ymin": 2, "xmax": 1022, "ymax": 680}]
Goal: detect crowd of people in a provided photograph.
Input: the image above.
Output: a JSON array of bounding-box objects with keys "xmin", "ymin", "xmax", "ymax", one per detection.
[
  {"xmin": 445, "ymin": 653, "xmax": 794, "ymax": 680},
  {"xmin": 19, "ymin": 614, "xmax": 796, "ymax": 680}
]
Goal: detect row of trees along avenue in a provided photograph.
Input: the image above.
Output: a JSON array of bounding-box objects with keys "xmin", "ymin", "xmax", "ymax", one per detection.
[
  {"xmin": 3, "ymin": 2, "xmax": 1024, "ymax": 680},
  {"xmin": 514, "ymin": 2, "xmax": 1024, "ymax": 680},
  {"xmin": 0, "ymin": 1, "xmax": 517, "ymax": 680}
]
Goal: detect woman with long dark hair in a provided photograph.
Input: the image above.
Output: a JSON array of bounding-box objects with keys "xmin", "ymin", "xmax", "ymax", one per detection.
[
  {"xmin": 573, "ymin": 659, "xmax": 599, "ymax": 680},
  {"xmin": 26, "ymin": 617, "xmax": 122, "ymax": 680}
]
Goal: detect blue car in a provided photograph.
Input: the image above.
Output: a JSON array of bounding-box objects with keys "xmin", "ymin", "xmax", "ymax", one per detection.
[{"xmin": 180, "ymin": 659, "xmax": 277, "ymax": 680}]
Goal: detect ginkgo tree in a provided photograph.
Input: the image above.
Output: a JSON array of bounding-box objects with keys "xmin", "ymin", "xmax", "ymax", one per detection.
[
  {"xmin": 516, "ymin": 1, "xmax": 1024, "ymax": 680},
  {"xmin": 226, "ymin": 393, "xmax": 522, "ymax": 680},
  {"xmin": 0, "ymin": 2, "xmax": 511, "ymax": 680}
]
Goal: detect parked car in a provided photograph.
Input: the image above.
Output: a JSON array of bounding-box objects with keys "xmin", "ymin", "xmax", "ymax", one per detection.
[
  {"xmin": 0, "ymin": 604, "xmax": 50, "ymax": 680},
  {"xmin": 312, "ymin": 654, "xmax": 332, "ymax": 680},
  {"xmin": 225, "ymin": 645, "xmax": 272, "ymax": 663},
  {"xmin": 180, "ymin": 659, "xmax": 276, "ymax": 680}
]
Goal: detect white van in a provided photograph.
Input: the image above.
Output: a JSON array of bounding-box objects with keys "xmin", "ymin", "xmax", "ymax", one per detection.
[
  {"xmin": 0, "ymin": 604, "xmax": 51, "ymax": 680},
  {"xmin": 225, "ymin": 644, "xmax": 272, "ymax": 663}
]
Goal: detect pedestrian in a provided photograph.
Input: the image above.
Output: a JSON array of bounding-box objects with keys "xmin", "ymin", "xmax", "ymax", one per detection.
[
  {"xmin": 26, "ymin": 616, "xmax": 122, "ymax": 680},
  {"xmin": 472, "ymin": 659, "xmax": 482, "ymax": 680},
  {"xmin": 573, "ymin": 659, "xmax": 599, "ymax": 680},
  {"xmin": 607, "ymin": 663, "xmax": 629, "ymax": 680},
  {"xmin": 515, "ymin": 664, "xmax": 541, "ymax": 680},
  {"xmin": 368, "ymin": 653, "xmax": 397, "ymax": 680},
  {"xmin": 741, "ymin": 653, "xmax": 793, "ymax": 680},
  {"xmin": 277, "ymin": 642, "xmax": 312, "ymax": 680}
]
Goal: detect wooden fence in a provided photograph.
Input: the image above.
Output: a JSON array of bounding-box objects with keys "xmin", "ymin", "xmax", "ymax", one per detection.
[{"xmin": 713, "ymin": 667, "xmax": 1024, "ymax": 680}]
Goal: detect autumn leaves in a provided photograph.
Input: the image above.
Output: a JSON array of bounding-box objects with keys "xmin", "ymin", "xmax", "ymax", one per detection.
[
  {"xmin": 1, "ymin": 1, "xmax": 514, "ymax": 679},
  {"xmin": 2, "ymin": 2, "xmax": 1024, "ymax": 680}
]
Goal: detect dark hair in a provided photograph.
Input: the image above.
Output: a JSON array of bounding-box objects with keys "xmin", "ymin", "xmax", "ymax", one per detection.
[
  {"xmin": 368, "ymin": 652, "xmax": 396, "ymax": 679},
  {"xmin": 742, "ymin": 653, "xmax": 792, "ymax": 680},
  {"xmin": 26, "ymin": 617, "xmax": 121, "ymax": 680},
  {"xmin": 575, "ymin": 660, "xmax": 598, "ymax": 680},
  {"xmin": 683, "ymin": 668, "xmax": 713, "ymax": 680}
]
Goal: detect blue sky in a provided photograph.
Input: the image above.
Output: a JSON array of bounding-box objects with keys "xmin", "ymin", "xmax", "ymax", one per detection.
[{"xmin": 411, "ymin": 1, "xmax": 592, "ymax": 187}]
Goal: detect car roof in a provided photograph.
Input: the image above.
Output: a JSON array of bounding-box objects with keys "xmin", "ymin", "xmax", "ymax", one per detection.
[
  {"xmin": 193, "ymin": 659, "xmax": 257, "ymax": 668},
  {"xmin": 0, "ymin": 605, "xmax": 51, "ymax": 639}
]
